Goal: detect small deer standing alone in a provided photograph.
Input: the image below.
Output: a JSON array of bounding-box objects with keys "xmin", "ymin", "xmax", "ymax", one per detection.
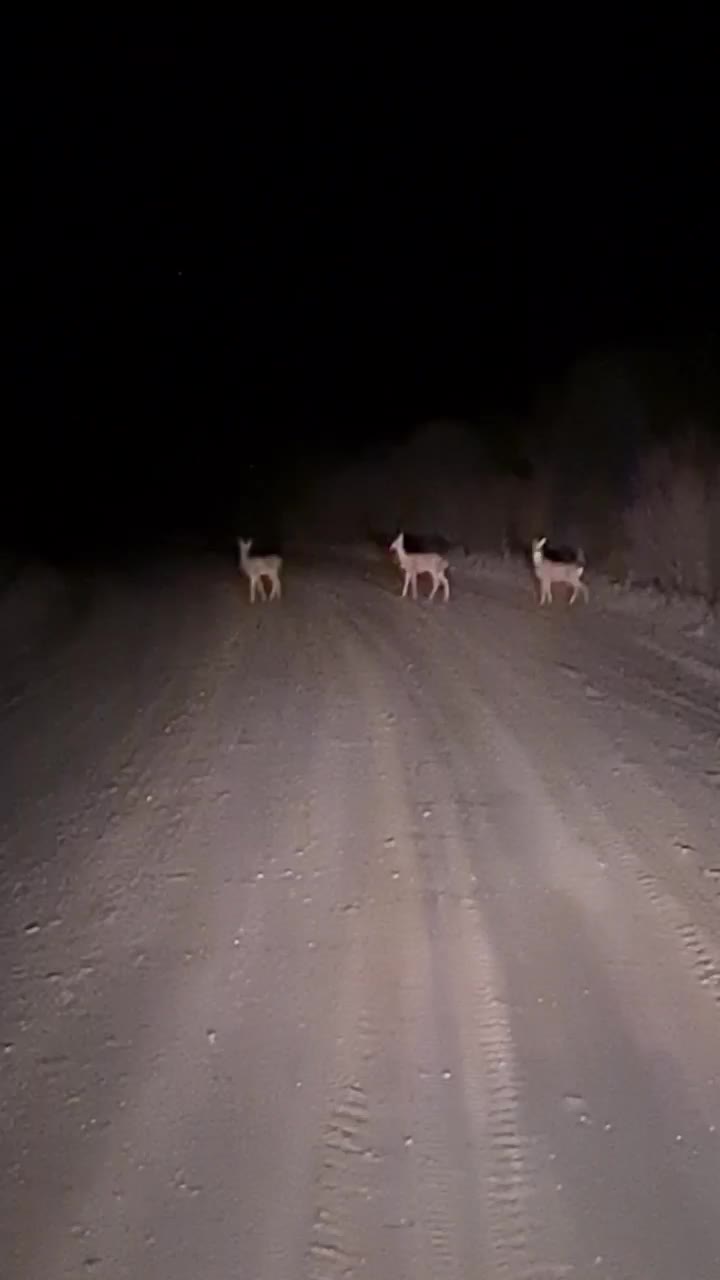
[{"xmin": 237, "ymin": 538, "xmax": 283, "ymax": 603}]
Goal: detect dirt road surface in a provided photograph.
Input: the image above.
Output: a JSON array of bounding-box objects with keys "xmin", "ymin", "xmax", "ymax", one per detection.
[{"xmin": 2, "ymin": 546, "xmax": 720, "ymax": 1279}]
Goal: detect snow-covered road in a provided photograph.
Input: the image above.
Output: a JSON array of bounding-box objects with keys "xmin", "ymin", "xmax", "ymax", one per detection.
[{"xmin": 2, "ymin": 546, "xmax": 719, "ymax": 1278}]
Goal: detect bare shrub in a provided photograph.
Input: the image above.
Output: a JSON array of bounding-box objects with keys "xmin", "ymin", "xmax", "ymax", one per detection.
[
  {"xmin": 624, "ymin": 433, "xmax": 716, "ymax": 598},
  {"xmin": 709, "ymin": 463, "xmax": 720, "ymax": 604}
]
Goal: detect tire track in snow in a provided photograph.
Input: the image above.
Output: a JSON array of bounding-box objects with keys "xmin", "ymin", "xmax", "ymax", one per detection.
[
  {"xmin": 304, "ymin": 635, "xmax": 472, "ymax": 1278},
  {"xmin": 342, "ymin": 619, "xmax": 548, "ymax": 1279}
]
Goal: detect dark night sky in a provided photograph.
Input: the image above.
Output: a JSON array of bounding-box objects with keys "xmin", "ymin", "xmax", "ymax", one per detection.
[{"xmin": 7, "ymin": 16, "xmax": 720, "ymax": 535}]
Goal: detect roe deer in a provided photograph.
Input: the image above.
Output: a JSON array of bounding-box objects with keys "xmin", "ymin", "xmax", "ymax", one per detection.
[
  {"xmin": 237, "ymin": 538, "xmax": 283, "ymax": 603},
  {"xmin": 531, "ymin": 536, "xmax": 588, "ymax": 606},
  {"xmin": 390, "ymin": 532, "xmax": 450, "ymax": 602}
]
